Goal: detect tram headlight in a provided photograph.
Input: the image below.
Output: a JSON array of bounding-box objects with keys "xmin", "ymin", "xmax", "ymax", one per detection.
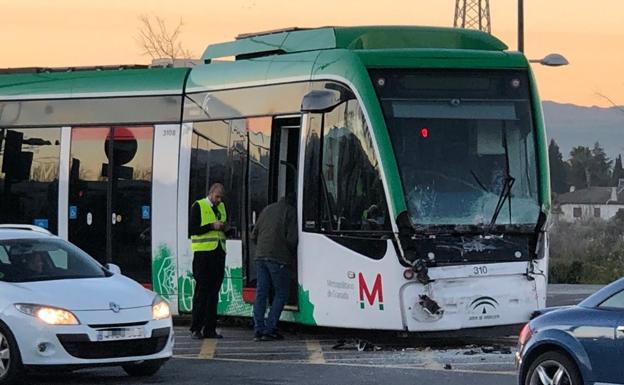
[{"xmin": 152, "ymin": 295, "xmax": 171, "ymax": 320}]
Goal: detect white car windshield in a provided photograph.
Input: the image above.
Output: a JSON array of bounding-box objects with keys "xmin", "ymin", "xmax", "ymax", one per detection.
[{"xmin": 0, "ymin": 238, "xmax": 108, "ymax": 282}]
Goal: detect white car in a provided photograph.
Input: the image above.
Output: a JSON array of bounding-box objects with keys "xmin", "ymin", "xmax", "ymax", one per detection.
[{"xmin": 0, "ymin": 225, "xmax": 173, "ymax": 385}]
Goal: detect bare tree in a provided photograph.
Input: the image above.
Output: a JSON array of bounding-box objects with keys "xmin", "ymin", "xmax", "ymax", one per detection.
[
  {"xmin": 595, "ymin": 92, "xmax": 624, "ymax": 113},
  {"xmin": 137, "ymin": 15, "xmax": 193, "ymax": 61}
]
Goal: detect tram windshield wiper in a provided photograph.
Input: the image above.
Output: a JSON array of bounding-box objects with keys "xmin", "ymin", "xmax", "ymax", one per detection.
[
  {"xmin": 485, "ymin": 124, "xmax": 516, "ymax": 235},
  {"xmin": 486, "ymin": 175, "xmax": 515, "ymax": 234}
]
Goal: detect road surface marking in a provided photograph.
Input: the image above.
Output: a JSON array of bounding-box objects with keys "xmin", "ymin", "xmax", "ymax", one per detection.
[
  {"xmin": 199, "ymin": 338, "xmax": 218, "ymax": 359},
  {"xmin": 306, "ymin": 340, "xmax": 326, "ymax": 364}
]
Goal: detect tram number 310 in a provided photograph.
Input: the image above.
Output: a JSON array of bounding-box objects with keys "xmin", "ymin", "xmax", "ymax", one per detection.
[{"xmin": 472, "ymin": 266, "xmax": 488, "ymax": 276}]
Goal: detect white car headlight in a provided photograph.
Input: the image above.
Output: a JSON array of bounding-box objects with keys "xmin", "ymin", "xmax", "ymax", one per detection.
[
  {"xmin": 15, "ymin": 304, "xmax": 80, "ymax": 325},
  {"xmin": 152, "ymin": 295, "xmax": 171, "ymax": 320}
]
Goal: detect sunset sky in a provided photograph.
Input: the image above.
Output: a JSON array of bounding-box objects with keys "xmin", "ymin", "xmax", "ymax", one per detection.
[{"xmin": 3, "ymin": 0, "xmax": 623, "ymax": 107}]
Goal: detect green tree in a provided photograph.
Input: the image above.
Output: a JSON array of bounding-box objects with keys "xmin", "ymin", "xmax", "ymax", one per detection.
[
  {"xmin": 567, "ymin": 143, "xmax": 612, "ymax": 188},
  {"xmin": 568, "ymin": 146, "xmax": 593, "ymax": 189},
  {"xmin": 548, "ymin": 139, "xmax": 569, "ymax": 194},
  {"xmin": 611, "ymin": 154, "xmax": 624, "ymax": 186},
  {"xmin": 613, "ymin": 208, "xmax": 624, "ymax": 227},
  {"xmin": 590, "ymin": 142, "xmax": 612, "ymax": 186}
]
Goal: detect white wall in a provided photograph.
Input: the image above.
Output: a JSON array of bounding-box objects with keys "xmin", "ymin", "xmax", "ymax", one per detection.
[{"xmin": 559, "ymin": 203, "xmax": 624, "ymax": 222}]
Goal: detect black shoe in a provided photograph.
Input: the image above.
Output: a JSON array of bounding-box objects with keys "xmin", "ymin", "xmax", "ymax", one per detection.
[
  {"xmin": 265, "ymin": 332, "xmax": 284, "ymax": 340},
  {"xmin": 190, "ymin": 331, "xmax": 203, "ymax": 340},
  {"xmin": 253, "ymin": 332, "xmax": 263, "ymax": 342},
  {"xmin": 203, "ymin": 331, "xmax": 223, "ymax": 339},
  {"xmin": 259, "ymin": 334, "xmax": 275, "ymax": 341}
]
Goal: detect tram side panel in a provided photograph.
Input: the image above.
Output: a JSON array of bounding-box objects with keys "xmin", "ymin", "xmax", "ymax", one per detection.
[
  {"xmin": 292, "ymin": 233, "xmax": 406, "ymax": 330},
  {"xmin": 151, "ymin": 124, "xmax": 182, "ymax": 313},
  {"xmin": 176, "ymin": 123, "xmax": 194, "ymax": 313}
]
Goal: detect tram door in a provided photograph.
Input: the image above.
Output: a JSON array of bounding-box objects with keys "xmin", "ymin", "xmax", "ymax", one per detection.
[
  {"xmin": 244, "ymin": 116, "xmax": 300, "ymax": 308},
  {"xmin": 68, "ymin": 126, "xmax": 154, "ymax": 285}
]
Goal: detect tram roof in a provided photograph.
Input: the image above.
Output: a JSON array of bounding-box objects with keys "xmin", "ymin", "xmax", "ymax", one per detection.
[
  {"xmin": 202, "ymin": 26, "xmax": 509, "ymax": 61},
  {"xmin": 0, "ymin": 66, "xmax": 189, "ymax": 100},
  {"xmin": 186, "ymin": 26, "xmax": 525, "ymax": 93}
]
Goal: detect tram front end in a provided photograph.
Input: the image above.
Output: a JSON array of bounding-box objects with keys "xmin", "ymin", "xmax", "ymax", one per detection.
[{"xmin": 370, "ymin": 67, "xmax": 549, "ymax": 332}]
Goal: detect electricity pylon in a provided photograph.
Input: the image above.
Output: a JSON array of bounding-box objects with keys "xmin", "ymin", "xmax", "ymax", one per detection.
[{"xmin": 454, "ymin": 0, "xmax": 491, "ymax": 33}]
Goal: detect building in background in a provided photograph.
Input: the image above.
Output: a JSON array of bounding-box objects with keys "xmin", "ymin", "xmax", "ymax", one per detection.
[{"xmin": 556, "ymin": 181, "xmax": 624, "ymax": 221}]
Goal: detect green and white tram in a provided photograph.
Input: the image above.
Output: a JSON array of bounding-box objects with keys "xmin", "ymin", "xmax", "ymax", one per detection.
[{"xmin": 0, "ymin": 26, "xmax": 549, "ymax": 331}]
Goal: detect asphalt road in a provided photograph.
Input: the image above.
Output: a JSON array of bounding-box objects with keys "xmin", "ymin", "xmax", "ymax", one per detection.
[
  {"xmin": 22, "ymin": 358, "xmax": 516, "ymax": 385},
  {"xmin": 546, "ymin": 284, "xmax": 603, "ymax": 306},
  {"xmin": 15, "ymin": 284, "xmax": 601, "ymax": 385},
  {"xmin": 18, "ymin": 323, "xmax": 519, "ymax": 385}
]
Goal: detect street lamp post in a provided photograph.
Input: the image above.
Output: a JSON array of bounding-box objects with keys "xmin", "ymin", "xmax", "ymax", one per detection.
[
  {"xmin": 518, "ymin": 0, "xmax": 524, "ymax": 52},
  {"xmin": 529, "ymin": 54, "xmax": 569, "ymax": 67},
  {"xmin": 519, "ymin": 1, "xmax": 568, "ymax": 67}
]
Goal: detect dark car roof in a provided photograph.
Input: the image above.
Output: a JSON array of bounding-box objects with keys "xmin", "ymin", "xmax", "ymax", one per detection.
[{"xmin": 578, "ymin": 277, "xmax": 624, "ymax": 308}]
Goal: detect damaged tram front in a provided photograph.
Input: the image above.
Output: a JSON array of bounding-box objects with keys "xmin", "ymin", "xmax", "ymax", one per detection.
[{"xmin": 372, "ymin": 68, "xmax": 548, "ymax": 331}]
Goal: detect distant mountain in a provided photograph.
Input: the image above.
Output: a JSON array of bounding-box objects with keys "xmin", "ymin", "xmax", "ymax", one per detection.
[{"xmin": 542, "ymin": 101, "xmax": 624, "ymax": 161}]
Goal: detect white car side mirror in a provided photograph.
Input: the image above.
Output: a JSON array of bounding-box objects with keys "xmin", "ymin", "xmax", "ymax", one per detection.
[{"xmin": 105, "ymin": 263, "xmax": 122, "ymax": 275}]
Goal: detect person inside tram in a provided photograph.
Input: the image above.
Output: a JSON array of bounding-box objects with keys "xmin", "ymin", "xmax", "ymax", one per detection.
[{"xmin": 361, "ymin": 204, "xmax": 384, "ymax": 231}]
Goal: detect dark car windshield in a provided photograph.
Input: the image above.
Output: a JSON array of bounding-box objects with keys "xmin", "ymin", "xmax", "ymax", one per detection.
[
  {"xmin": 0, "ymin": 238, "xmax": 108, "ymax": 282},
  {"xmin": 370, "ymin": 69, "xmax": 540, "ymax": 228}
]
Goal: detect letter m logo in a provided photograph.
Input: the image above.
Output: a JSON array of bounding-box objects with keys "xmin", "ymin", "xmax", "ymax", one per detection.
[{"xmin": 358, "ymin": 273, "xmax": 384, "ymax": 310}]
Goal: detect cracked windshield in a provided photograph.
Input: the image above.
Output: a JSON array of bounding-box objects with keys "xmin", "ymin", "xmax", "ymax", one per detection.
[{"xmin": 373, "ymin": 69, "xmax": 540, "ymax": 229}]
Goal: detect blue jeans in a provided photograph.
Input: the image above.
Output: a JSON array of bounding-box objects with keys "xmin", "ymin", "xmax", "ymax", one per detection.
[{"xmin": 253, "ymin": 260, "xmax": 291, "ymax": 335}]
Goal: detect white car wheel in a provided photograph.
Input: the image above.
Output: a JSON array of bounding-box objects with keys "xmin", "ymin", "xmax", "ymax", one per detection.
[
  {"xmin": 0, "ymin": 331, "xmax": 9, "ymax": 377},
  {"xmin": 0, "ymin": 323, "xmax": 22, "ymax": 385},
  {"xmin": 122, "ymin": 358, "xmax": 167, "ymax": 377}
]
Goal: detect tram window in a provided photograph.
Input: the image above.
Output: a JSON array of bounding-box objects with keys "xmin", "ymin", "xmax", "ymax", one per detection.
[
  {"xmin": 321, "ymin": 100, "xmax": 390, "ymax": 232},
  {"xmin": 228, "ymin": 119, "xmax": 247, "ymax": 239},
  {"xmin": 303, "ymin": 96, "xmax": 390, "ymax": 235},
  {"xmin": 0, "ymin": 128, "xmax": 61, "ymax": 234},
  {"xmin": 302, "ymin": 115, "xmax": 322, "ymax": 231},
  {"xmin": 0, "ymin": 96, "xmax": 182, "ymax": 127},
  {"xmin": 247, "ymin": 117, "xmax": 272, "ymax": 226},
  {"xmin": 184, "ymin": 82, "xmax": 310, "ymax": 122},
  {"xmin": 189, "ymin": 120, "xmax": 246, "ymax": 239}
]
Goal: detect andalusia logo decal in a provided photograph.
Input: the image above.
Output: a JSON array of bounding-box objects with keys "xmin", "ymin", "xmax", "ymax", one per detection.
[
  {"xmin": 470, "ymin": 296, "xmax": 499, "ymax": 314},
  {"xmin": 358, "ymin": 273, "xmax": 384, "ymax": 310}
]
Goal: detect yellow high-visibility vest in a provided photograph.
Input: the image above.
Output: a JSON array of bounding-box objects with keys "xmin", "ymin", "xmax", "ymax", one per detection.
[{"xmin": 190, "ymin": 199, "xmax": 227, "ymax": 252}]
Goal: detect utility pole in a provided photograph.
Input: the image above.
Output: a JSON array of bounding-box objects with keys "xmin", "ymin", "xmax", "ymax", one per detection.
[
  {"xmin": 518, "ymin": 0, "xmax": 524, "ymax": 52},
  {"xmin": 454, "ymin": 0, "xmax": 491, "ymax": 33}
]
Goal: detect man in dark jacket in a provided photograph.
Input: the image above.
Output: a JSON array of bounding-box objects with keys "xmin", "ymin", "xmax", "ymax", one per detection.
[
  {"xmin": 188, "ymin": 183, "xmax": 228, "ymax": 340},
  {"xmin": 251, "ymin": 194, "xmax": 298, "ymax": 341}
]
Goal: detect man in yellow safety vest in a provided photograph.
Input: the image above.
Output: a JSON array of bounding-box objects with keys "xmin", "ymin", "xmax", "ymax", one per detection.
[{"xmin": 188, "ymin": 183, "xmax": 228, "ymax": 339}]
